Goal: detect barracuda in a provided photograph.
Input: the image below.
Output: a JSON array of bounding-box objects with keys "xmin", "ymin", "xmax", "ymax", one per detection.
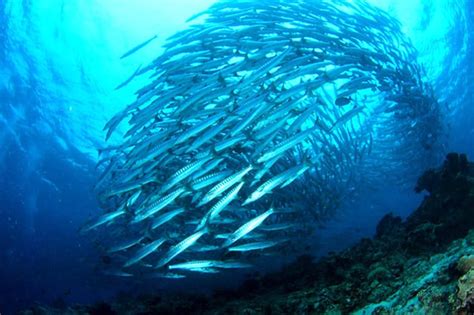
[
  {"xmin": 82, "ymin": 209, "xmax": 126, "ymax": 232},
  {"xmin": 151, "ymin": 208, "xmax": 185, "ymax": 230},
  {"xmin": 222, "ymin": 208, "xmax": 275, "ymax": 248},
  {"xmin": 243, "ymin": 163, "xmax": 312, "ymax": 205},
  {"xmin": 228, "ymin": 240, "xmax": 281, "ymax": 252},
  {"xmin": 155, "ymin": 229, "xmax": 207, "ymax": 268},
  {"xmin": 197, "ymin": 166, "xmax": 252, "ymax": 207},
  {"xmin": 133, "ymin": 188, "xmax": 186, "ymax": 223},
  {"xmin": 256, "ymin": 126, "xmax": 319, "ymax": 164},
  {"xmin": 168, "ymin": 260, "xmax": 251, "ymax": 271},
  {"xmin": 124, "ymin": 238, "xmax": 166, "ymax": 268},
  {"xmin": 108, "ymin": 235, "xmax": 145, "ymax": 254}
]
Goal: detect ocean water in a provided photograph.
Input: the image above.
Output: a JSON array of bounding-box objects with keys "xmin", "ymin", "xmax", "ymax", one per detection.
[{"xmin": 0, "ymin": 0, "xmax": 472, "ymax": 313}]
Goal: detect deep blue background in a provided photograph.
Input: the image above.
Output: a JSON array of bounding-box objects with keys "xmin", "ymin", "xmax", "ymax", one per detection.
[{"xmin": 0, "ymin": 0, "xmax": 472, "ymax": 313}]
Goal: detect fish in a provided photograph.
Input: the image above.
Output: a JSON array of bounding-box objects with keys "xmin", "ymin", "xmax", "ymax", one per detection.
[
  {"xmin": 104, "ymin": 270, "xmax": 134, "ymax": 277},
  {"xmin": 132, "ymin": 187, "xmax": 186, "ymax": 223},
  {"xmin": 329, "ymin": 105, "xmax": 366, "ymax": 132},
  {"xmin": 189, "ymin": 244, "xmax": 220, "ymax": 252},
  {"xmin": 108, "ymin": 235, "xmax": 145, "ymax": 253},
  {"xmin": 124, "ymin": 238, "xmax": 166, "ymax": 267},
  {"xmin": 115, "ymin": 64, "xmax": 143, "ymax": 90},
  {"xmin": 159, "ymin": 156, "xmax": 212, "ymax": 194},
  {"xmin": 82, "ymin": 209, "xmax": 125, "ymax": 232},
  {"xmin": 208, "ymin": 181, "xmax": 244, "ymax": 222},
  {"xmin": 120, "ymin": 34, "xmax": 158, "ymax": 59},
  {"xmin": 190, "ymin": 171, "xmax": 232, "ymax": 191},
  {"xmin": 149, "ymin": 272, "xmax": 186, "ymax": 279},
  {"xmin": 102, "ymin": 177, "xmax": 155, "ymax": 198},
  {"xmin": 155, "ymin": 229, "xmax": 207, "ymax": 268},
  {"xmin": 168, "ymin": 260, "xmax": 252, "ymax": 271},
  {"xmin": 185, "ymin": 267, "xmax": 220, "ymax": 274},
  {"xmin": 260, "ymin": 223, "xmax": 297, "ymax": 231},
  {"xmin": 335, "ymin": 96, "xmax": 351, "ymax": 106},
  {"xmin": 175, "ymin": 112, "xmax": 226, "ymax": 145},
  {"xmin": 126, "ymin": 190, "xmax": 142, "ymax": 208},
  {"xmin": 197, "ymin": 166, "xmax": 253, "ymax": 207},
  {"xmin": 195, "ymin": 181, "xmax": 244, "ymax": 231},
  {"xmin": 243, "ymin": 163, "xmax": 312, "ymax": 205},
  {"xmin": 228, "ymin": 240, "xmax": 282, "ymax": 252},
  {"xmin": 150, "ymin": 208, "xmax": 185, "ymax": 230},
  {"xmin": 256, "ymin": 126, "xmax": 319, "ymax": 164},
  {"xmin": 222, "ymin": 208, "xmax": 275, "ymax": 248},
  {"xmin": 280, "ymin": 163, "xmax": 312, "ymax": 188},
  {"xmin": 191, "ymin": 158, "xmax": 226, "ymax": 180}
]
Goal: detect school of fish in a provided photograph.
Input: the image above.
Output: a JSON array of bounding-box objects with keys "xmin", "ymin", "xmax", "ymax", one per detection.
[{"xmin": 88, "ymin": 0, "xmax": 443, "ymax": 279}]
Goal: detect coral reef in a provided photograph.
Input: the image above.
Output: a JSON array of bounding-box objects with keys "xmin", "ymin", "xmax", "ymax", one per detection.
[{"xmin": 19, "ymin": 153, "xmax": 474, "ymax": 314}]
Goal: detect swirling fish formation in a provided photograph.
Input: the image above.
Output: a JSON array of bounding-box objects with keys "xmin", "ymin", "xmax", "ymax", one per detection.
[{"xmin": 89, "ymin": 0, "xmax": 443, "ymax": 278}]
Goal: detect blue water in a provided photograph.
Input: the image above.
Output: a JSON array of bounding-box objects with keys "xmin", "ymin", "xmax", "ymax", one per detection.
[{"xmin": 0, "ymin": 0, "xmax": 472, "ymax": 313}]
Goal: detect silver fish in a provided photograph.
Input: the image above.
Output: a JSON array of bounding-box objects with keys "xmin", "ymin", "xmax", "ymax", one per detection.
[
  {"xmin": 228, "ymin": 240, "xmax": 281, "ymax": 252},
  {"xmin": 222, "ymin": 208, "xmax": 274, "ymax": 248},
  {"xmin": 108, "ymin": 235, "xmax": 145, "ymax": 253},
  {"xmin": 155, "ymin": 229, "xmax": 207, "ymax": 268},
  {"xmin": 124, "ymin": 238, "xmax": 166, "ymax": 267},
  {"xmin": 133, "ymin": 188, "xmax": 186, "ymax": 223},
  {"xmin": 151, "ymin": 208, "xmax": 185, "ymax": 230},
  {"xmin": 82, "ymin": 209, "xmax": 125, "ymax": 232}
]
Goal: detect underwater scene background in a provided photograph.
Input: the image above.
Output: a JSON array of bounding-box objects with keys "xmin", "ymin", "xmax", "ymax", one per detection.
[{"xmin": 0, "ymin": 0, "xmax": 473, "ymax": 314}]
